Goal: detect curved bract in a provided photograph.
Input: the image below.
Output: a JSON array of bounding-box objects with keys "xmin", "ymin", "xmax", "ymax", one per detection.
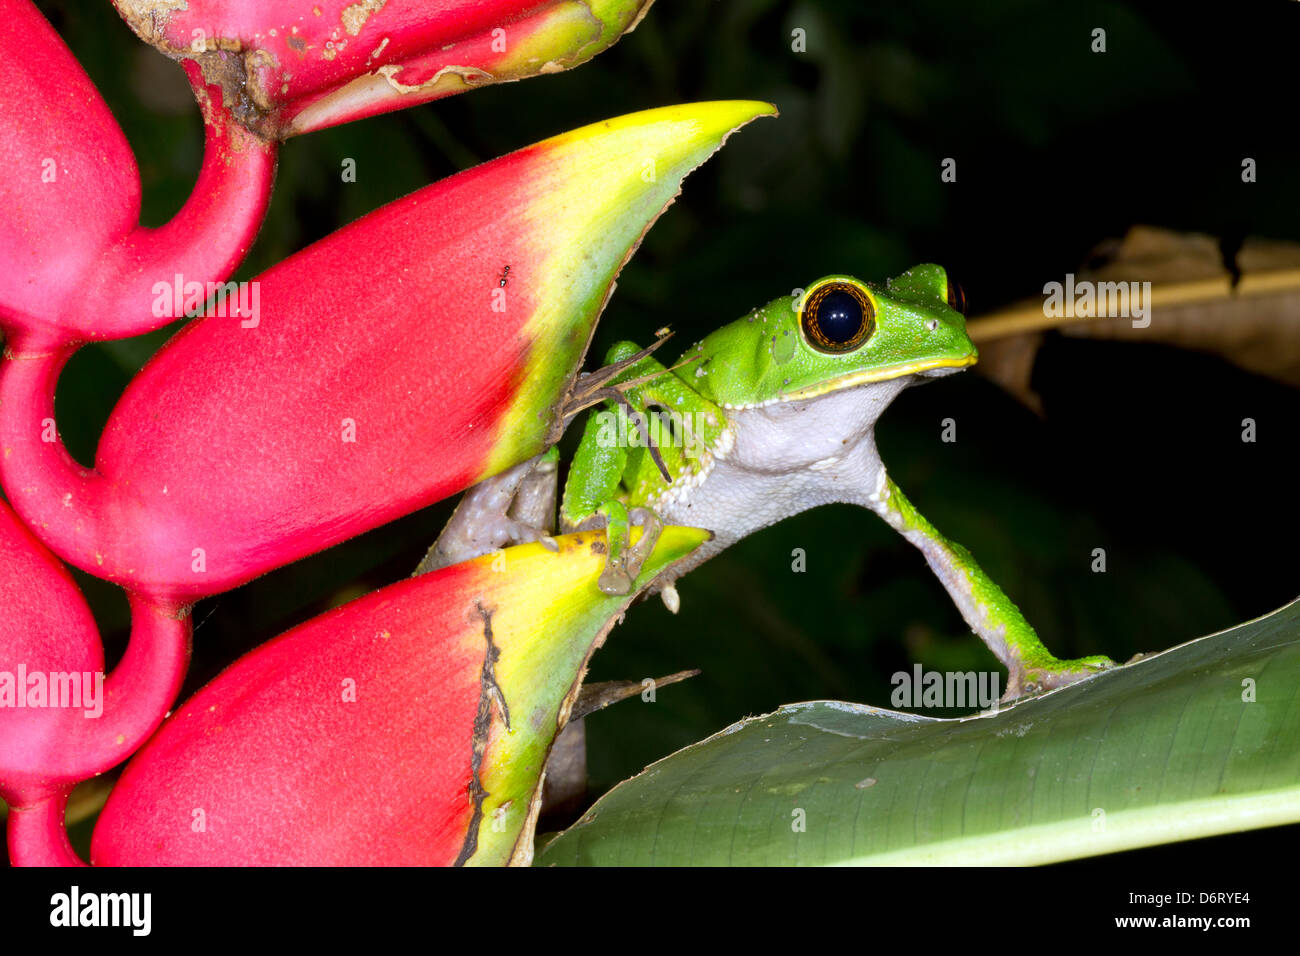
[
  {"xmin": 113, "ymin": 0, "xmax": 655, "ymax": 138},
  {"xmin": 4, "ymin": 0, "xmax": 652, "ymax": 350},
  {"xmin": 0, "ymin": 0, "xmax": 275, "ymax": 352},
  {"xmin": 0, "ymin": 498, "xmax": 189, "ymax": 868},
  {"xmin": 0, "ymin": 500, "xmax": 102, "ymax": 809},
  {"xmin": 0, "ymin": 100, "xmax": 773, "ymax": 608},
  {"xmin": 91, "ymin": 526, "xmax": 708, "ymax": 866}
]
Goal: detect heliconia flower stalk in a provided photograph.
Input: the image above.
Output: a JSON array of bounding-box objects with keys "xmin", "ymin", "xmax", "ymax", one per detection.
[
  {"xmin": 0, "ymin": 101, "xmax": 774, "ymax": 609},
  {"xmin": 90, "ymin": 525, "xmax": 708, "ymax": 866},
  {"xmin": 0, "ymin": 0, "xmax": 275, "ymax": 353},
  {"xmin": 0, "ymin": 499, "xmax": 191, "ymax": 865},
  {"xmin": 5, "ymin": 791, "xmax": 84, "ymax": 867},
  {"xmin": 112, "ymin": 0, "xmax": 655, "ymax": 138}
]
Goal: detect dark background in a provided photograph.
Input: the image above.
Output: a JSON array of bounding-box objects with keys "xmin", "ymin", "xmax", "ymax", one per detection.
[{"xmin": 10, "ymin": 0, "xmax": 1300, "ymax": 862}]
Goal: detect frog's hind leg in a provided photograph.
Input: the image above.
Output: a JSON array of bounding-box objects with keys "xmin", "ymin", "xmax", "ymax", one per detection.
[
  {"xmin": 508, "ymin": 447, "xmax": 559, "ymax": 531},
  {"xmin": 414, "ymin": 449, "xmax": 560, "ymax": 576},
  {"xmin": 868, "ymin": 474, "xmax": 1115, "ymax": 701}
]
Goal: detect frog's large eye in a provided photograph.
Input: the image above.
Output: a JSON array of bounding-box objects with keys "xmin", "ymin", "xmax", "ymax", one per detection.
[
  {"xmin": 946, "ymin": 278, "xmax": 967, "ymax": 315},
  {"xmin": 801, "ymin": 282, "xmax": 875, "ymax": 353}
]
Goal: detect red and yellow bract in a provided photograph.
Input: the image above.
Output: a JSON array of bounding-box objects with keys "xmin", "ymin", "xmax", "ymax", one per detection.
[
  {"xmin": 91, "ymin": 526, "xmax": 707, "ymax": 866},
  {"xmin": 113, "ymin": 0, "xmax": 656, "ymax": 137},
  {"xmin": 0, "ymin": 101, "xmax": 774, "ymax": 609}
]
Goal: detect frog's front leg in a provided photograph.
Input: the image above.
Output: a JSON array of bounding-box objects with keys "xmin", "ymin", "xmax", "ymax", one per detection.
[
  {"xmin": 558, "ymin": 407, "xmax": 663, "ymax": 596},
  {"xmin": 867, "ymin": 473, "xmax": 1115, "ymax": 700}
]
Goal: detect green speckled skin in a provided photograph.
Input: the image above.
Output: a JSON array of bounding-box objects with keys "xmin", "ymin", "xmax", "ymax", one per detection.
[
  {"xmin": 562, "ymin": 264, "xmax": 973, "ymax": 524},
  {"xmin": 686, "ymin": 265, "xmax": 975, "ymax": 407},
  {"xmin": 557, "ymin": 264, "xmax": 1115, "ymax": 697},
  {"xmin": 561, "ymin": 342, "xmax": 727, "ymax": 527}
]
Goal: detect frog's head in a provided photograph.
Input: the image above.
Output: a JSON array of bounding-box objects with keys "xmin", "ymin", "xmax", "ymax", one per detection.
[{"xmin": 682, "ymin": 264, "xmax": 976, "ymax": 409}]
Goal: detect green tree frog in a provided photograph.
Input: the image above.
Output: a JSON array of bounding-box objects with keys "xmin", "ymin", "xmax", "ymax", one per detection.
[{"xmin": 422, "ymin": 265, "xmax": 1114, "ymax": 698}]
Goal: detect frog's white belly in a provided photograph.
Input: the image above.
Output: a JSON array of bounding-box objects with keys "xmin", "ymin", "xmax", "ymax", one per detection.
[{"xmin": 648, "ymin": 378, "xmax": 909, "ymax": 588}]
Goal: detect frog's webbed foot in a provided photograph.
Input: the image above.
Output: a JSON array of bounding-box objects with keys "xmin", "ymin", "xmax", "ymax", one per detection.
[
  {"xmin": 415, "ymin": 451, "xmax": 559, "ymax": 576},
  {"xmin": 1001, "ymin": 654, "xmax": 1117, "ymax": 703},
  {"xmin": 587, "ymin": 502, "xmax": 663, "ymax": 596}
]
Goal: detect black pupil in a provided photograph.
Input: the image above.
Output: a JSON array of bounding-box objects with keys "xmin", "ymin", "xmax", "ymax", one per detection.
[{"xmin": 814, "ymin": 289, "xmax": 864, "ymax": 344}]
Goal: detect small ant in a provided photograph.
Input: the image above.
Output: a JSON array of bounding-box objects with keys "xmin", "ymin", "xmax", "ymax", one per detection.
[{"xmin": 498, "ymin": 265, "xmax": 510, "ymax": 288}]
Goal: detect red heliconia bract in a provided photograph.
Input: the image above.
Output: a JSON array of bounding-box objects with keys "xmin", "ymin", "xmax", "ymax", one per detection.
[
  {"xmin": 91, "ymin": 527, "xmax": 708, "ymax": 866},
  {"xmin": 0, "ymin": 499, "xmax": 190, "ymax": 866},
  {"xmin": 0, "ymin": 0, "xmax": 274, "ymax": 352},
  {"xmin": 112, "ymin": 0, "xmax": 655, "ymax": 137},
  {"xmin": 0, "ymin": 101, "xmax": 773, "ymax": 610},
  {"xmin": 6, "ymin": 0, "xmax": 648, "ymax": 349}
]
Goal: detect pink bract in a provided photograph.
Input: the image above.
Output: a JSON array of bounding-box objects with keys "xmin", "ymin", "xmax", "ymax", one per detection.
[{"xmin": 0, "ymin": 0, "xmax": 273, "ymax": 351}]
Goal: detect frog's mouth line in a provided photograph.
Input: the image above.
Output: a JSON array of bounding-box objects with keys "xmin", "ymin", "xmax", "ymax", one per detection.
[{"xmin": 779, "ymin": 353, "xmax": 978, "ymax": 402}]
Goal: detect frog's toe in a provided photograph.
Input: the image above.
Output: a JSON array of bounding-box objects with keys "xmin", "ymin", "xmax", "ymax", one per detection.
[
  {"xmin": 597, "ymin": 563, "xmax": 635, "ymax": 596},
  {"xmin": 621, "ymin": 507, "xmax": 663, "ymax": 581},
  {"xmin": 1005, "ymin": 655, "xmax": 1118, "ymax": 701},
  {"xmin": 499, "ymin": 517, "xmax": 557, "ymax": 551}
]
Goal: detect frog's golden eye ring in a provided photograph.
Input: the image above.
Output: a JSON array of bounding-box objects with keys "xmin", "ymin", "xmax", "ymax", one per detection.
[
  {"xmin": 801, "ymin": 282, "xmax": 875, "ymax": 354},
  {"xmin": 946, "ymin": 278, "xmax": 967, "ymax": 315}
]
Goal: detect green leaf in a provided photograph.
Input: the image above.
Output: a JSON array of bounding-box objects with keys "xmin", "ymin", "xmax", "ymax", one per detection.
[{"xmin": 540, "ymin": 599, "xmax": 1300, "ymax": 865}]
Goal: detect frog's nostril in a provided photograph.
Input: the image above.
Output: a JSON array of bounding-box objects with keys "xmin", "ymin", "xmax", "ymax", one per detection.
[{"xmin": 925, "ymin": 319, "xmax": 939, "ymax": 332}]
